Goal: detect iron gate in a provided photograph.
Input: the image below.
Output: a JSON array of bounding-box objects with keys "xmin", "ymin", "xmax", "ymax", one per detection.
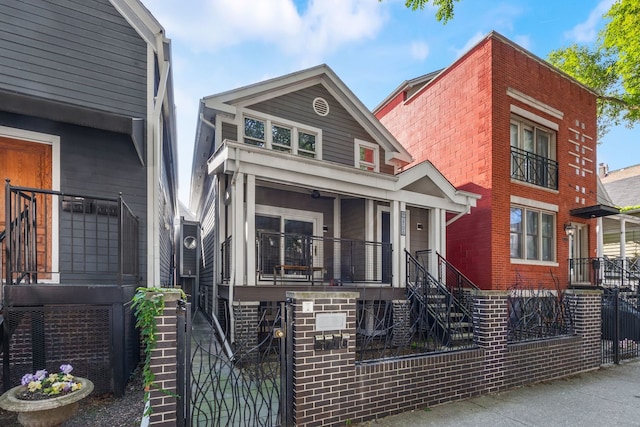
[
  {"xmin": 601, "ymin": 288, "xmax": 640, "ymax": 364},
  {"xmin": 184, "ymin": 301, "xmax": 292, "ymax": 426}
]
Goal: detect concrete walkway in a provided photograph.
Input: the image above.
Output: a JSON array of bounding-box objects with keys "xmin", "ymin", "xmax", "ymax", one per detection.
[{"xmin": 355, "ymin": 360, "xmax": 640, "ymax": 427}]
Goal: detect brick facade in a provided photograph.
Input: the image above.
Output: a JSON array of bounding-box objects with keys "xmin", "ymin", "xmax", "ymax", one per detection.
[
  {"xmin": 376, "ymin": 32, "xmax": 598, "ymax": 290},
  {"xmin": 288, "ymin": 289, "xmax": 601, "ymax": 426}
]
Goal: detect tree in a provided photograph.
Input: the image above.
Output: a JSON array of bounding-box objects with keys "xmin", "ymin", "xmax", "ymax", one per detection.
[
  {"xmin": 384, "ymin": 0, "xmax": 459, "ymax": 23},
  {"xmin": 548, "ymin": 0, "xmax": 640, "ymax": 138}
]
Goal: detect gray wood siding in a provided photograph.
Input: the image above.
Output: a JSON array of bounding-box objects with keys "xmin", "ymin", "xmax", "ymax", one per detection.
[
  {"xmin": 248, "ymin": 84, "xmax": 394, "ymax": 175},
  {"xmin": 158, "ymin": 183, "xmax": 173, "ymax": 287},
  {"xmin": 199, "ymin": 175, "xmax": 218, "ymax": 318},
  {"xmin": 409, "ymin": 208, "xmax": 430, "ymax": 253},
  {"xmin": 341, "ymin": 199, "xmax": 365, "ymax": 241},
  {"xmin": 0, "ymin": 111, "xmax": 148, "ymax": 284},
  {"xmin": 0, "ymin": 0, "xmax": 147, "ymax": 118},
  {"xmin": 255, "ymin": 186, "xmax": 333, "ymax": 233},
  {"xmin": 221, "ymin": 122, "xmax": 237, "ymax": 142}
]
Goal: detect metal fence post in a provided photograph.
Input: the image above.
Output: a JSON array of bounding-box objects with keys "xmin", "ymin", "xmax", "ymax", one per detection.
[{"xmin": 613, "ymin": 288, "xmax": 620, "ymax": 364}]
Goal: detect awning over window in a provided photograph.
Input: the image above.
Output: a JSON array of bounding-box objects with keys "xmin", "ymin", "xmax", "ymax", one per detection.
[{"xmin": 570, "ymin": 204, "xmax": 620, "ymax": 218}]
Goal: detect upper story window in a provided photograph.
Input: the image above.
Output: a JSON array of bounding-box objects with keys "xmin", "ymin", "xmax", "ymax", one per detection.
[
  {"xmin": 355, "ymin": 139, "xmax": 379, "ymax": 172},
  {"xmin": 243, "ymin": 114, "xmax": 319, "ymax": 159},
  {"xmin": 510, "ymin": 206, "xmax": 555, "ymax": 262},
  {"xmin": 510, "ymin": 117, "xmax": 558, "ymax": 190}
]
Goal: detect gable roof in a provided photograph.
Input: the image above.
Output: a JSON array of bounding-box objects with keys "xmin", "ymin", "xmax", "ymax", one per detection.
[
  {"xmin": 191, "ymin": 64, "xmax": 414, "ymax": 211},
  {"xmin": 601, "ymin": 164, "xmax": 640, "ymax": 208},
  {"xmin": 374, "ymin": 31, "xmax": 598, "ymax": 115}
]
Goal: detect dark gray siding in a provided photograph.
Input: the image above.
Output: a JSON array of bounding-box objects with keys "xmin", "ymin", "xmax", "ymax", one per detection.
[
  {"xmin": 409, "ymin": 207, "xmax": 430, "ymax": 253},
  {"xmin": 248, "ymin": 84, "xmax": 394, "ymax": 175},
  {"xmin": 0, "ymin": 111, "xmax": 147, "ymax": 284},
  {"xmin": 158, "ymin": 184, "xmax": 173, "ymax": 287},
  {"xmin": 341, "ymin": 199, "xmax": 365, "ymax": 241},
  {"xmin": 198, "ymin": 175, "xmax": 217, "ymax": 318},
  {"xmin": 0, "ymin": 0, "xmax": 147, "ymax": 118}
]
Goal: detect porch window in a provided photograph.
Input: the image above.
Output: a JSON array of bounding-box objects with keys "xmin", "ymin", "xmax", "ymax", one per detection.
[
  {"xmin": 510, "ymin": 117, "xmax": 558, "ymax": 190},
  {"xmin": 355, "ymin": 139, "xmax": 379, "ymax": 172},
  {"xmin": 510, "ymin": 206, "xmax": 555, "ymax": 262},
  {"xmin": 243, "ymin": 115, "xmax": 319, "ymax": 158}
]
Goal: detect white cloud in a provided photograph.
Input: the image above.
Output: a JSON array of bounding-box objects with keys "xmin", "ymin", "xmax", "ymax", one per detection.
[
  {"xmin": 409, "ymin": 40, "xmax": 430, "ymax": 61},
  {"xmin": 564, "ymin": 0, "xmax": 615, "ymax": 43},
  {"xmin": 143, "ymin": 0, "xmax": 387, "ymax": 61},
  {"xmin": 454, "ymin": 31, "xmax": 485, "ymax": 57}
]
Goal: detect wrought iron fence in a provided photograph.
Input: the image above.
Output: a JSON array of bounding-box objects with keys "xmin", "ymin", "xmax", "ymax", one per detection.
[
  {"xmin": 3, "ymin": 182, "xmax": 138, "ymax": 285},
  {"xmin": 602, "ymin": 288, "xmax": 640, "ymax": 364},
  {"xmin": 354, "ymin": 253, "xmax": 477, "ymax": 362},
  {"xmin": 569, "ymin": 257, "xmax": 640, "ymax": 291},
  {"xmin": 510, "ymin": 147, "xmax": 558, "ymax": 190},
  {"xmin": 256, "ymin": 231, "xmax": 392, "ymax": 285},
  {"xmin": 507, "ymin": 272, "xmax": 574, "ymax": 342},
  {"xmin": 188, "ymin": 303, "xmax": 289, "ymax": 426}
]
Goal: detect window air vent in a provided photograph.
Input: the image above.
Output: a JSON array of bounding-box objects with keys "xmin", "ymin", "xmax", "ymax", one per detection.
[{"xmin": 313, "ymin": 97, "xmax": 329, "ymax": 116}]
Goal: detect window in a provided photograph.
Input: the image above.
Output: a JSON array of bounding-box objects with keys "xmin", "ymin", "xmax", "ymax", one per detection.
[
  {"xmin": 243, "ymin": 115, "xmax": 319, "ymax": 158},
  {"xmin": 510, "ymin": 117, "xmax": 558, "ymax": 189},
  {"xmin": 355, "ymin": 139, "xmax": 379, "ymax": 172},
  {"xmin": 510, "ymin": 206, "xmax": 555, "ymax": 261}
]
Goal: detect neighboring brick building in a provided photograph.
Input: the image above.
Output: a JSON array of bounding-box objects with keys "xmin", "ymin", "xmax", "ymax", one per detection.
[{"xmin": 375, "ymin": 31, "xmax": 608, "ymax": 290}]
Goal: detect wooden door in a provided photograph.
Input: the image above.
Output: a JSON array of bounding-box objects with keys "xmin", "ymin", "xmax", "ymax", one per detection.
[{"xmin": 0, "ymin": 136, "xmax": 53, "ymax": 279}]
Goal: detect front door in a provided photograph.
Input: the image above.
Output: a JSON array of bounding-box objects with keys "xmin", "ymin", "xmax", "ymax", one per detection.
[
  {"xmin": 0, "ymin": 136, "xmax": 53, "ymax": 281},
  {"xmin": 569, "ymin": 223, "xmax": 589, "ymax": 283}
]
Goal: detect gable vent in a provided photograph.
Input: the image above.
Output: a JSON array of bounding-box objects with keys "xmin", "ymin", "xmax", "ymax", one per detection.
[{"xmin": 313, "ymin": 97, "xmax": 329, "ymax": 116}]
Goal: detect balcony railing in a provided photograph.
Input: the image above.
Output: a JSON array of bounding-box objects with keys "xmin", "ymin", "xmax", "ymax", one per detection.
[
  {"xmin": 569, "ymin": 257, "xmax": 640, "ymax": 292},
  {"xmin": 254, "ymin": 231, "xmax": 392, "ymax": 285},
  {"xmin": 3, "ymin": 181, "xmax": 139, "ymax": 286},
  {"xmin": 511, "ymin": 147, "xmax": 558, "ymax": 190}
]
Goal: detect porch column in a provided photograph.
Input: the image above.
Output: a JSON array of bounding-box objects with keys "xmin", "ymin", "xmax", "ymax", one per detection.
[
  {"xmin": 620, "ymin": 218, "xmax": 627, "ymax": 269},
  {"xmin": 246, "ymin": 174, "xmax": 256, "ymax": 286},
  {"xmin": 399, "ymin": 201, "xmax": 407, "ymax": 288},
  {"xmin": 596, "ymin": 217, "xmax": 604, "ymax": 258},
  {"xmin": 365, "ymin": 200, "xmax": 374, "ymax": 282},
  {"xmin": 391, "ymin": 200, "xmax": 401, "ymax": 287},
  {"xmin": 232, "ymin": 172, "xmax": 245, "ymax": 289},
  {"xmin": 428, "ymin": 208, "xmax": 444, "ymax": 276},
  {"xmin": 333, "ymin": 196, "xmax": 341, "ymax": 283}
]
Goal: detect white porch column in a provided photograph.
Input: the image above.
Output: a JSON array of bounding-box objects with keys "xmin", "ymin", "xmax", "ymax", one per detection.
[
  {"xmin": 399, "ymin": 201, "xmax": 407, "ymax": 288},
  {"xmin": 232, "ymin": 172, "xmax": 245, "ymax": 288},
  {"xmin": 365, "ymin": 200, "xmax": 374, "ymax": 281},
  {"xmin": 428, "ymin": 208, "xmax": 443, "ymax": 276},
  {"xmin": 596, "ymin": 217, "xmax": 604, "ymax": 258},
  {"xmin": 246, "ymin": 174, "xmax": 256, "ymax": 286},
  {"xmin": 391, "ymin": 200, "xmax": 401, "ymax": 287},
  {"xmin": 620, "ymin": 218, "xmax": 627, "ymax": 269},
  {"xmin": 333, "ymin": 196, "xmax": 341, "ymax": 283}
]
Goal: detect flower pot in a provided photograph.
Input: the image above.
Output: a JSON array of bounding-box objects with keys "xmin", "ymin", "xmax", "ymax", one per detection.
[{"xmin": 0, "ymin": 377, "xmax": 94, "ymax": 427}]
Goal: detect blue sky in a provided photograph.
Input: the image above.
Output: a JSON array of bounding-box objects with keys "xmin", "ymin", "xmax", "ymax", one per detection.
[{"xmin": 140, "ymin": 0, "xmax": 637, "ymax": 204}]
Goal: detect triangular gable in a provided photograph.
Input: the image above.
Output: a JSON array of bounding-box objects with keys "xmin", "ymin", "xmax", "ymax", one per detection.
[{"xmin": 202, "ymin": 64, "xmax": 412, "ymax": 166}]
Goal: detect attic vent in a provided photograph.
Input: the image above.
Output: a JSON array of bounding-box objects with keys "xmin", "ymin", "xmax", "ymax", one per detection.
[{"xmin": 313, "ymin": 97, "xmax": 329, "ymax": 116}]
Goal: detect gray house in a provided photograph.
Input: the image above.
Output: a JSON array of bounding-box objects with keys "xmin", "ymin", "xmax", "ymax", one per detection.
[
  {"xmin": 0, "ymin": 0, "xmax": 178, "ymax": 393},
  {"xmin": 189, "ymin": 64, "xmax": 479, "ymax": 342}
]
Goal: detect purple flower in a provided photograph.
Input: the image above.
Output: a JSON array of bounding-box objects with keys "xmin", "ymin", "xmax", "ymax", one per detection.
[
  {"xmin": 34, "ymin": 370, "xmax": 47, "ymax": 381},
  {"xmin": 59, "ymin": 364, "xmax": 73, "ymax": 375},
  {"xmin": 21, "ymin": 374, "xmax": 35, "ymax": 386}
]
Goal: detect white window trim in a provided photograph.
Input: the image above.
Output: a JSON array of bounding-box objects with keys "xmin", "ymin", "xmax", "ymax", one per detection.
[
  {"xmin": 0, "ymin": 125, "xmax": 61, "ymax": 283},
  {"xmin": 510, "ymin": 116, "xmax": 557, "ymax": 160},
  {"xmin": 239, "ymin": 108, "xmax": 322, "ymax": 159},
  {"xmin": 355, "ymin": 139, "xmax": 379, "ymax": 172},
  {"xmin": 510, "ymin": 204, "xmax": 557, "ymax": 264}
]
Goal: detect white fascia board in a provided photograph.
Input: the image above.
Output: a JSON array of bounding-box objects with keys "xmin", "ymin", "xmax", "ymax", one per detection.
[
  {"xmin": 202, "ymin": 98, "xmax": 237, "ymax": 116},
  {"xmin": 209, "ymin": 143, "xmax": 469, "ymax": 212},
  {"xmin": 110, "ymin": 0, "xmax": 162, "ymax": 48}
]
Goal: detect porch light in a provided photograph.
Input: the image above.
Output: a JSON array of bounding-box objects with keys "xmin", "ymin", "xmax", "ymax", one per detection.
[{"xmin": 564, "ymin": 223, "xmax": 576, "ymax": 236}]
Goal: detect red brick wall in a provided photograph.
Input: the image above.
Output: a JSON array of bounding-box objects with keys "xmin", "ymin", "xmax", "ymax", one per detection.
[{"xmin": 377, "ymin": 34, "xmax": 598, "ymax": 290}]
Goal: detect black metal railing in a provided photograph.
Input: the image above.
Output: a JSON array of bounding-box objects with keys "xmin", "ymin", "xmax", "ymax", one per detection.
[
  {"xmin": 508, "ymin": 272, "xmax": 574, "ymax": 342},
  {"xmin": 602, "ymin": 287, "xmax": 640, "ymax": 364},
  {"xmin": 353, "ymin": 252, "xmax": 476, "ymax": 362},
  {"xmin": 256, "ymin": 231, "xmax": 392, "ymax": 285},
  {"xmin": 569, "ymin": 257, "xmax": 640, "ymax": 291},
  {"xmin": 436, "ymin": 252, "xmax": 480, "ymax": 313},
  {"xmin": 3, "ymin": 181, "xmax": 139, "ymax": 285},
  {"xmin": 510, "ymin": 147, "xmax": 558, "ymax": 190}
]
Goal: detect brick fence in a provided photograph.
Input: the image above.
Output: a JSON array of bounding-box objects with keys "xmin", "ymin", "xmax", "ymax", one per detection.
[{"xmin": 287, "ymin": 289, "xmax": 601, "ymax": 426}]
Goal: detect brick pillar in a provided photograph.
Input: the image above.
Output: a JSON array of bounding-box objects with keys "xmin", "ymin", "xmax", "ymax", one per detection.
[
  {"xmin": 148, "ymin": 289, "xmax": 183, "ymax": 427},
  {"xmin": 473, "ymin": 291, "xmax": 508, "ymax": 394},
  {"xmin": 565, "ymin": 289, "xmax": 602, "ymax": 370},
  {"xmin": 233, "ymin": 301, "xmax": 260, "ymax": 352},
  {"xmin": 287, "ymin": 291, "xmax": 359, "ymax": 427},
  {"xmin": 391, "ymin": 299, "xmax": 411, "ymax": 346}
]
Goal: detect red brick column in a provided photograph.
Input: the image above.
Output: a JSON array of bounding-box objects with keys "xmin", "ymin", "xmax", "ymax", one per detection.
[
  {"xmin": 148, "ymin": 289, "xmax": 183, "ymax": 427},
  {"xmin": 287, "ymin": 291, "xmax": 359, "ymax": 427}
]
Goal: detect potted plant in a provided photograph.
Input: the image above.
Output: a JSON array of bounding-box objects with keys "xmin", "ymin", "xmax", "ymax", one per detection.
[{"xmin": 0, "ymin": 364, "xmax": 94, "ymax": 427}]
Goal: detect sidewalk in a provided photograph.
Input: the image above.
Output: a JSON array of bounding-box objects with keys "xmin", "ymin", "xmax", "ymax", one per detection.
[{"xmin": 355, "ymin": 359, "xmax": 640, "ymax": 427}]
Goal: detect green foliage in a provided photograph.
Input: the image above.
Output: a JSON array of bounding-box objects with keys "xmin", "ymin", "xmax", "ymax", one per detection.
[
  {"xmin": 131, "ymin": 287, "xmax": 186, "ymax": 413},
  {"xmin": 380, "ymin": 0, "xmax": 459, "ymax": 23},
  {"xmin": 548, "ymin": 0, "xmax": 640, "ymax": 138}
]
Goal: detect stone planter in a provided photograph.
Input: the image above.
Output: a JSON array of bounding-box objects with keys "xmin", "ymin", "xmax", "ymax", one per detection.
[{"xmin": 0, "ymin": 377, "xmax": 94, "ymax": 427}]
